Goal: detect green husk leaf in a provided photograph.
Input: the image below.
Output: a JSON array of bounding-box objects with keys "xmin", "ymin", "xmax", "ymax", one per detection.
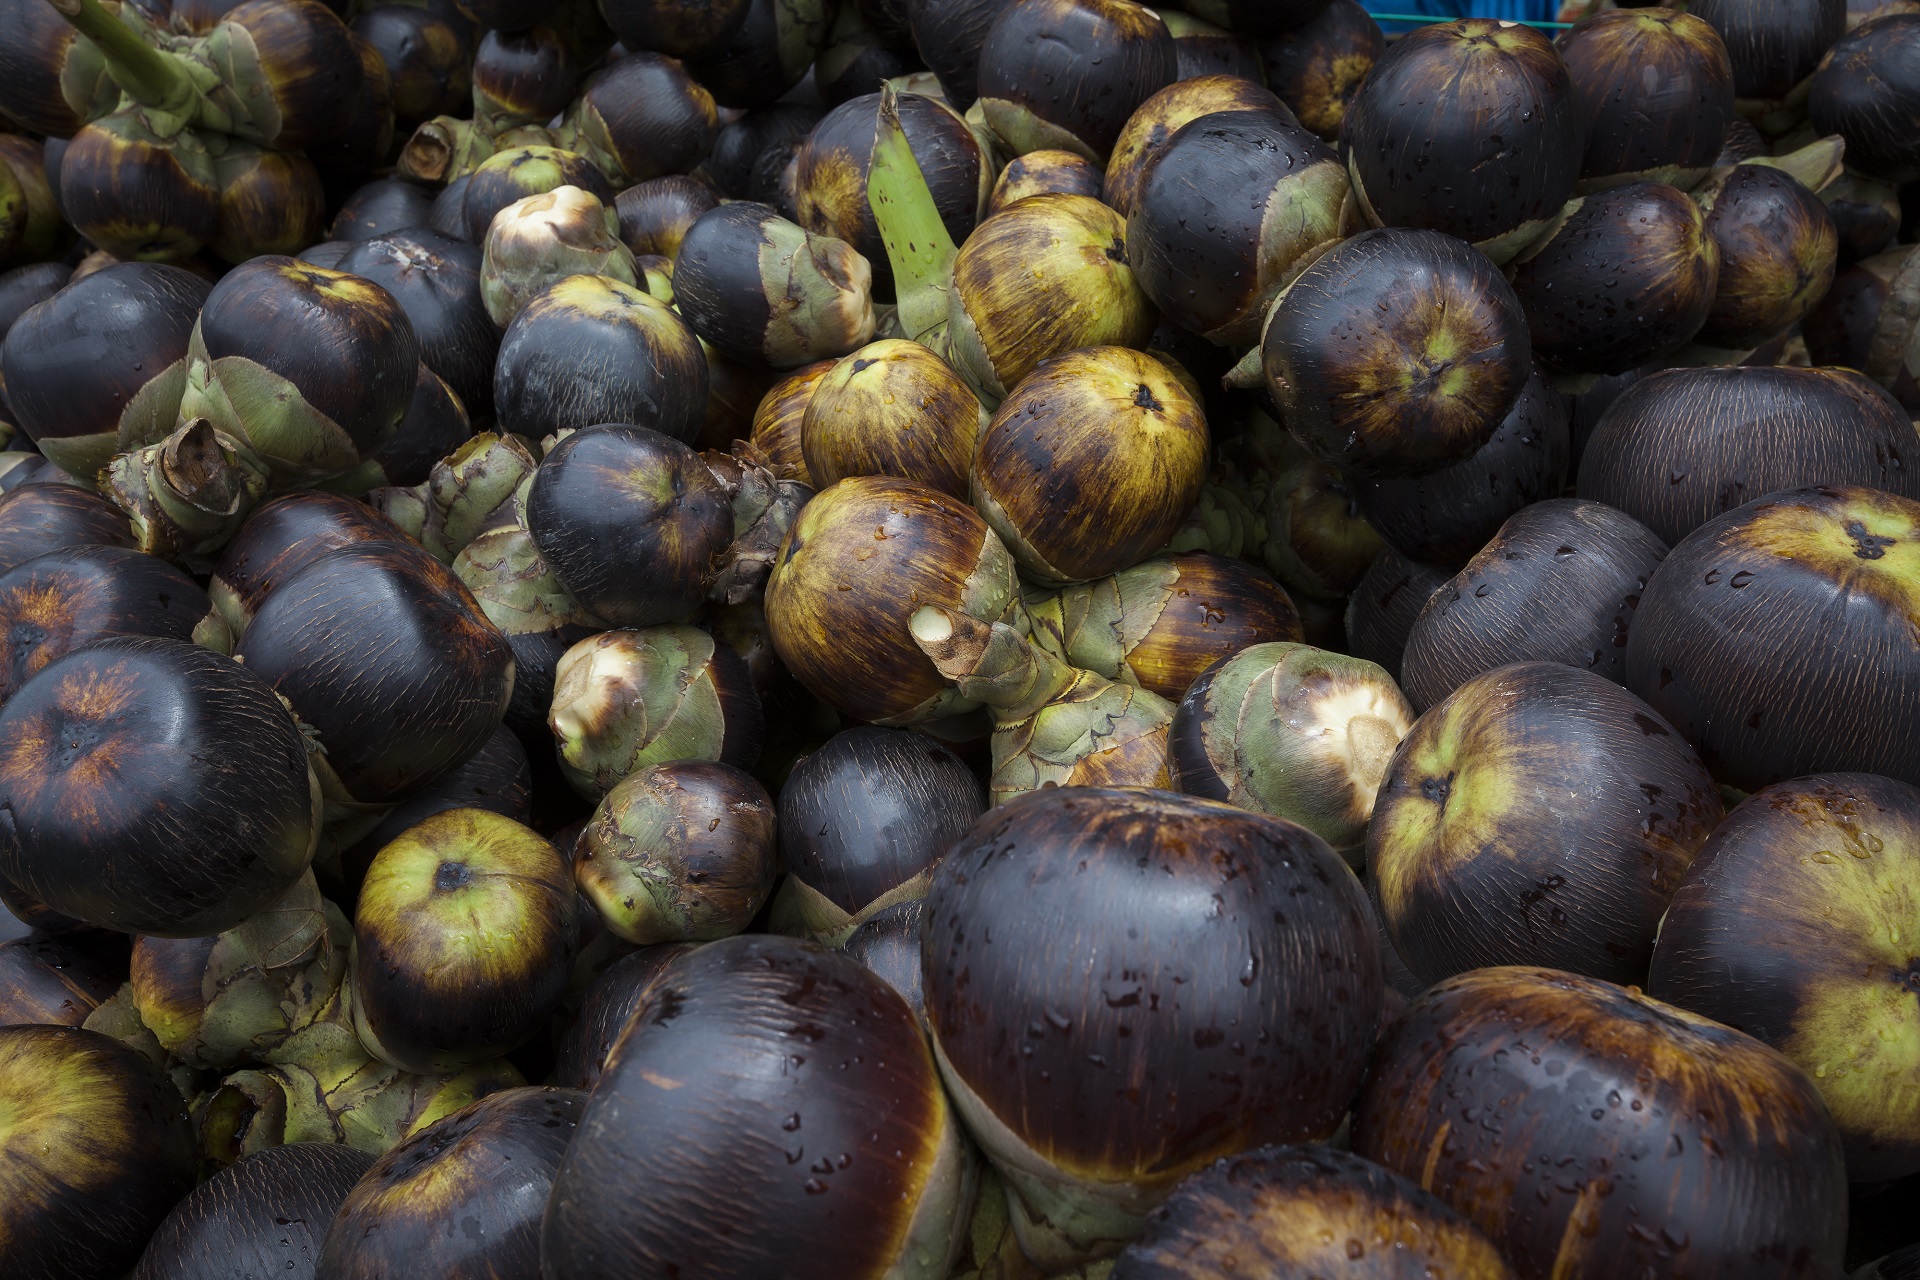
[
  {"xmin": 867, "ymin": 83, "xmax": 959, "ymax": 349},
  {"xmin": 102, "ymin": 417, "xmax": 271, "ymax": 570}
]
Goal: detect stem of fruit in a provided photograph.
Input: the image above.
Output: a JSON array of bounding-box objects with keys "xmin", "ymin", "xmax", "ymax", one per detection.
[
  {"xmin": 866, "ymin": 83, "xmax": 957, "ymax": 348},
  {"xmin": 43, "ymin": 0, "xmax": 203, "ymax": 121}
]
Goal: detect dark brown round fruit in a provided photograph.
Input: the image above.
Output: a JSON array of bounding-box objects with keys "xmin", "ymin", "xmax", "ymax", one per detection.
[
  {"xmin": 795, "ymin": 91, "xmax": 984, "ymax": 298},
  {"xmin": 1369, "ymin": 661, "xmax": 1723, "ymax": 985},
  {"xmin": 838, "ymin": 898, "xmax": 925, "ymax": 1016},
  {"xmin": 0, "ymin": 930, "xmax": 129, "ymax": 1029},
  {"xmin": 1624, "ymin": 486, "xmax": 1920, "ymax": 791},
  {"xmin": 0, "ymin": 262, "xmax": 210, "ymax": 481},
  {"xmin": 233, "ymin": 540, "xmax": 514, "ymax": 804},
  {"xmin": 597, "ymin": 0, "xmax": 752, "ymax": 59},
  {"xmin": 0, "ymin": 485, "xmax": 131, "ymax": 576},
  {"xmin": 749, "ymin": 359, "xmax": 832, "ymax": 484},
  {"xmin": 1102, "ymin": 73, "xmax": 1288, "ymax": 220},
  {"xmin": 614, "ymin": 174, "xmax": 720, "ymax": 259},
  {"xmin": 461, "ymin": 146, "xmax": 615, "ymax": 244},
  {"xmin": 1509, "ymin": 181, "xmax": 1720, "ymax": 375},
  {"xmin": 1344, "ymin": 548, "xmax": 1451, "ymax": 683},
  {"xmin": 352, "ymin": 5, "xmax": 471, "ymax": 129},
  {"xmin": 903, "ymin": 0, "xmax": 1017, "ymax": 110},
  {"xmin": 1577, "ymin": 366, "xmax": 1920, "ymax": 546},
  {"xmin": 493, "ymin": 274, "xmax": 709, "ymax": 443},
  {"xmin": 1351, "ymin": 966, "xmax": 1849, "ymax": 1278},
  {"xmin": 316, "ymin": 1088, "xmax": 584, "ymax": 1279},
  {"xmin": 0, "ymin": 637, "xmax": 318, "ymax": 937},
  {"xmin": 1110, "ymin": 1144, "xmax": 1515, "ymax": 1279},
  {"xmin": 776, "ymin": 725, "xmax": 982, "ymax": 916},
  {"xmin": 208, "ymin": 491, "xmax": 403, "ymax": 638},
  {"xmin": 334, "ymin": 229, "xmax": 499, "ymax": 422},
  {"xmin": 1400, "ymin": 498, "xmax": 1669, "ymax": 712},
  {"xmin": 1648, "ymin": 772, "xmax": 1920, "ymax": 1183},
  {"xmin": 472, "ymin": 26, "xmax": 577, "ymax": 133},
  {"xmin": 1696, "ymin": 164, "xmax": 1839, "ymax": 349},
  {"xmin": 1263, "ymin": 227, "xmax": 1530, "ymax": 478},
  {"xmin": 1559, "ymin": 7, "xmax": 1735, "ymax": 189},
  {"xmin": 1352, "ymin": 368, "xmax": 1570, "ymax": 570},
  {"xmin": 567, "ymin": 52, "xmax": 719, "ymax": 188},
  {"xmin": 0, "ymin": 1025, "xmax": 199, "ymax": 1280},
  {"xmin": 1812, "ymin": 13, "xmax": 1920, "ymax": 182},
  {"xmin": 974, "ymin": 0, "xmax": 1178, "ymax": 163},
  {"xmin": 800, "ymin": 340, "xmax": 982, "ymax": 497},
  {"xmin": 922, "ymin": 786, "xmax": 1384, "ymax": 1263},
  {"xmin": 1692, "ymin": 0, "xmax": 1846, "ymax": 103},
  {"xmin": 541, "ymin": 934, "xmax": 972, "ymax": 1280},
  {"xmin": 527, "ymin": 424, "xmax": 731, "ymax": 628},
  {"xmin": 551, "ymin": 943, "xmax": 695, "ymax": 1090},
  {"xmin": 57, "ymin": 115, "xmax": 219, "ymax": 264},
  {"xmin": 1342, "ymin": 18, "xmax": 1581, "ymax": 250},
  {"xmin": 682, "ymin": 0, "xmax": 836, "ymax": 110},
  {"xmin": 131, "ymin": 1142, "xmax": 375, "ymax": 1280},
  {"xmin": 988, "ymin": 149, "xmax": 1102, "ymax": 213},
  {"xmin": 210, "ymin": 0, "xmax": 364, "ymax": 151},
  {"xmin": 0, "ymin": 545, "xmax": 212, "ymax": 706},
  {"xmin": 1257, "ymin": 0, "xmax": 1382, "ymax": 143}
]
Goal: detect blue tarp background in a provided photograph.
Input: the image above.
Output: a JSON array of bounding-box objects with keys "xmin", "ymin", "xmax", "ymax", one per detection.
[{"xmin": 1364, "ymin": 0, "xmax": 1562, "ymax": 26}]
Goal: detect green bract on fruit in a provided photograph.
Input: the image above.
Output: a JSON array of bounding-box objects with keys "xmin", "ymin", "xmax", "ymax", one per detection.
[
  {"xmin": 922, "ymin": 788, "xmax": 1383, "ymax": 1266},
  {"xmin": 575, "ymin": 760, "xmax": 777, "ymax": 945},
  {"xmin": 764, "ymin": 475, "xmax": 1023, "ymax": 725},
  {"xmin": 1649, "ymin": 773, "xmax": 1920, "ymax": 1183},
  {"xmin": 181, "ymin": 256, "xmax": 420, "ymax": 487},
  {"xmin": 479, "ymin": 185, "xmax": 637, "ymax": 329},
  {"xmin": 1625, "ymin": 486, "xmax": 1920, "ymax": 791},
  {"xmin": 1369, "ymin": 660, "xmax": 1723, "ymax": 985},
  {"xmin": 1352, "ymin": 967, "xmax": 1848, "ymax": 1278},
  {"xmin": 542, "ymin": 935, "xmax": 974, "ymax": 1280},
  {"xmin": 0, "ymin": 637, "xmax": 319, "ymax": 937},
  {"xmin": 1172, "ymin": 642, "xmax": 1411, "ymax": 862},
  {"xmin": 1259, "ymin": 228, "xmax": 1529, "ymax": 478}
]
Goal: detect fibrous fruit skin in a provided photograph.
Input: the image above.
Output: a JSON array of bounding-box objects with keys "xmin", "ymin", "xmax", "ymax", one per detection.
[
  {"xmin": 1258, "ymin": 0, "xmax": 1385, "ymax": 144},
  {"xmin": 921, "ymin": 786, "xmax": 1385, "ymax": 1267},
  {"xmin": 973, "ymin": 0, "xmax": 1178, "ymax": 165},
  {"xmin": 1102, "ymin": 74, "xmax": 1289, "ymax": 221},
  {"xmin": 1351, "ymin": 966, "xmax": 1849, "ymax": 1279},
  {"xmin": 1367, "ymin": 660, "xmax": 1723, "ymax": 986},
  {"xmin": 1810, "ymin": 15, "xmax": 1920, "ymax": 184},
  {"xmin": 1649, "ymin": 772, "xmax": 1920, "ymax": 1184},
  {"xmin": 1624, "ymin": 485, "xmax": 1920, "ymax": 793},
  {"xmin": 1260, "ymin": 227, "xmax": 1530, "ymax": 479},
  {"xmin": 1557, "ymin": 7, "xmax": 1735, "ymax": 191},
  {"xmin": 541, "ymin": 934, "xmax": 975, "ymax": 1280}
]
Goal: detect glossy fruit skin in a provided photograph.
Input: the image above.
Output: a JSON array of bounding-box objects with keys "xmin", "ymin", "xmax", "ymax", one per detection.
[
  {"xmin": 0, "ymin": 263, "xmax": 210, "ymax": 482},
  {"xmin": 1400, "ymin": 498, "xmax": 1668, "ymax": 712},
  {"xmin": 972, "ymin": 346, "xmax": 1208, "ymax": 585},
  {"xmin": 234, "ymin": 540, "xmax": 514, "ymax": 804},
  {"xmin": 1648, "ymin": 772, "xmax": 1920, "ymax": 1183},
  {"xmin": 615, "ymin": 174, "xmax": 719, "ymax": 258},
  {"xmin": 0, "ymin": 545, "xmax": 212, "ymax": 706},
  {"xmin": 1351, "ymin": 966, "xmax": 1849, "ymax": 1279},
  {"xmin": 796, "ymin": 91, "xmax": 983, "ymax": 297},
  {"xmin": 1693, "ymin": 0, "xmax": 1845, "ymax": 102},
  {"xmin": 542, "ymin": 934, "xmax": 973, "ymax": 1280},
  {"xmin": 1578, "ymin": 367, "xmax": 1920, "ymax": 547},
  {"xmin": 461, "ymin": 146, "xmax": 616, "ymax": 244},
  {"xmin": 902, "ymin": 0, "xmax": 1014, "ymax": 109},
  {"xmin": 990, "ymin": 149, "xmax": 1102, "ymax": 213},
  {"xmin": 839, "ymin": 898, "xmax": 926, "ymax": 1016},
  {"xmin": 1369, "ymin": 661, "xmax": 1723, "ymax": 985},
  {"xmin": 683, "ymin": 0, "xmax": 835, "ymax": 110},
  {"xmin": 598, "ymin": 0, "xmax": 752, "ymax": 59},
  {"xmin": 922, "ymin": 787, "xmax": 1383, "ymax": 1263},
  {"xmin": 335, "ymin": 230, "xmax": 499, "ymax": 423},
  {"xmin": 1342, "ymin": 18, "xmax": 1581, "ymax": 249},
  {"xmin": 57, "ymin": 114, "xmax": 219, "ymax": 264},
  {"xmin": 1344, "ymin": 548, "xmax": 1450, "ymax": 683},
  {"xmin": 1110, "ymin": 1144, "xmax": 1515, "ymax": 1280},
  {"xmin": 208, "ymin": 491, "xmax": 403, "ymax": 638},
  {"xmin": 551, "ymin": 942, "xmax": 695, "ymax": 1090},
  {"xmin": 765, "ymin": 475, "xmax": 1023, "ymax": 725},
  {"xmin": 567, "ymin": 52, "xmax": 719, "ymax": 188},
  {"xmin": 1510, "ymin": 182, "xmax": 1720, "ymax": 375},
  {"xmin": 131, "ymin": 1142, "xmax": 375, "ymax": 1280},
  {"xmin": 1625, "ymin": 486, "xmax": 1920, "ymax": 791},
  {"xmin": 527, "ymin": 424, "xmax": 732, "ymax": 629},
  {"xmin": 1102, "ymin": 74, "xmax": 1288, "ymax": 220},
  {"xmin": 1811, "ymin": 16, "xmax": 1920, "ymax": 182},
  {"xmin": 353, "ymin": 4, "xmax": 471, "ymax": 129},
  {"xmin": 0, "ymin": 0, "xmax": 114, "ymax": 138},
  {"xmin": 1126, "ymin": 108, "xmax": 1348, "ymax": 346},
  {"xmin": 1262, "ymin": 227, "xmax": 1530, "ymax": 478},
  {"xmin": 493, "ymin": 274, "xmax": 710, "ymax": 444},
  {"xmin": 472, "ymin": 26, "xmax": 577, "ymax": 133},
  {"xmin": 1258, "ymin": 0, "xmax": 1383, "ymax": 143},
  {"xmin": 1696, "ymin": 164, "xmax": 1839, "ymax": 350},
  {"xmin": 0, "ymin": 930, "xmax": 129, "ymax": 1028},
  {"xmin": 1559, "ymin": 8, "xmax": 1735, "ymax": 188},
  {"xmin": 316, "ymin": 1087, "xmax": 584, "ymax": 1279},
  {"xmin": 777, "ymin": 726, "xmax": 983, "ymax": 916},
  {"xmin": 353, "ymin": 810, "xmax": 576, "ymax": 1074},
  {"xmin": 0, "ymin": 1025, "xmax": 200, "ymax": 1280},
  {"xmin": 0, "ymin": 485, "xmax": 132, "ymax": 576},
  {"xmin": 974, "ymin": 0, "xmax": 1176, "ymax": 161},
  {"xmin": 1352, "ymin": 368, "xmax": 1570, "ymax": 570},
  {"xmin": 798, "ymin": 340, "xmax": 980, "ymax": 498},
  {"xmin": 0, "ymin": 637, "xmax": 318, "ymax": 937}
]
